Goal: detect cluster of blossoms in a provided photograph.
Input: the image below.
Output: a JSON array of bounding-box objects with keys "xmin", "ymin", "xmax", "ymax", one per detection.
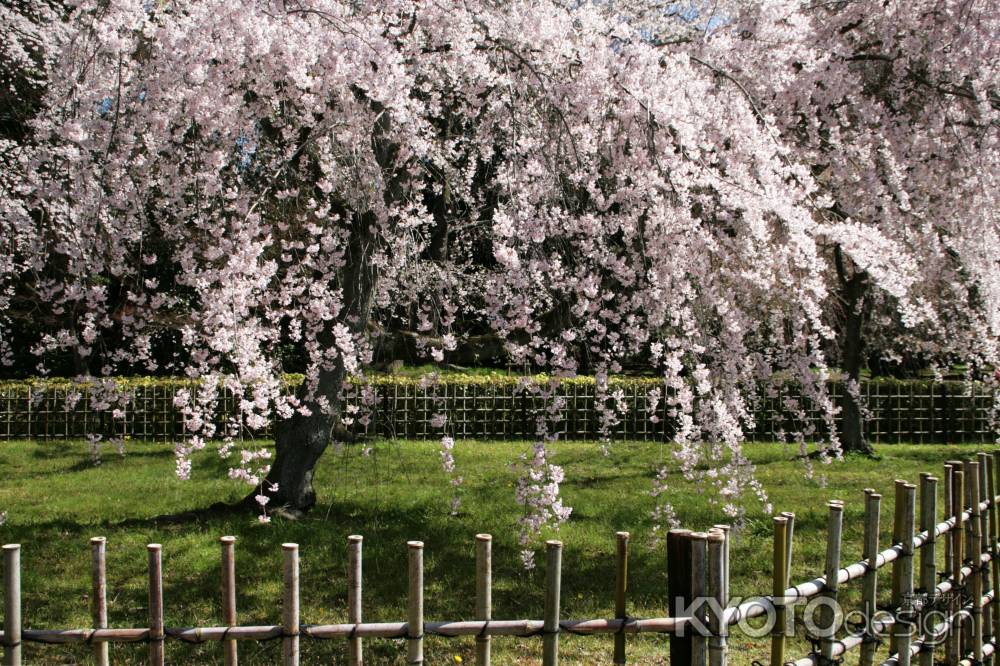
[{"xmin": 513, "ymin": 442, "xmax": 572, "ymax": 569}]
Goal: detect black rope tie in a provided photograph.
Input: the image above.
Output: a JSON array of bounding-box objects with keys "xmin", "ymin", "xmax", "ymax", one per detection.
[
  {"xmin": 615, "ymin": 616, "xmax": 632, "ymax": 635},
  {"xmin": 476, "ymin": 620, "xmax": 490, "ymax": 639}
]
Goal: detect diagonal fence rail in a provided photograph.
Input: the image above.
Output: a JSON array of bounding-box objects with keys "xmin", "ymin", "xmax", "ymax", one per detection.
[{"xmin": 4, "ymin": 453, "xmax": 1000, "ymax": 664}]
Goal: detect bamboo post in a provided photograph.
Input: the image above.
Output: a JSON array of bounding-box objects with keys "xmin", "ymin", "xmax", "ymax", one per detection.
[
  {"xmin": 770, "ymin": 516, "xmax": 789, "ymax": 666},
  {"xmin": 821, "ymin": 501, "xmax": 844, "ymax": 666},
  {"xmin": 690, "ymin": 532, "xmax": 708, "ymax": 666},
  {"xmin": 950, "ymin": 469, "xmax": 965, "ymax": 666},
  {"xmin": 542, "ymin": 540, "xmax": 562, "ymax": 666},
  {"xmin": 708, "ymin": 529, "xmax": 727, "ymax": 666},
  {"xmin": 894, "ymin": 483, "xmax": 916, "ymax": 666},
  {"xmin": 475, "ymin": 534, "xmax": 492, "ymax": 666},
  {"xmin": 91, "ymin": 537, "xmax": 109, "ymax": 666},
  {"xmin": 966, "ymin": 461, "xmax": 978, "ymax": 569},
  {"xmin": 945, "ymin": 464, "xmax": 955, "ymax": 576},
  {"xmin": 3, "ymin": 545, "xmax": 21, "ymax": 666},
  {"xmin": 713, "ymin": 524, "xmax": 732, "ymax": 604},
  {"xmin": 889, "ymin": 479, "xmax": 906, "ymax": 654},
  {"xmin": 668, "ymin": 529, "xmax": 693, "ymax": 665},
  {"xmin": 221, "ymin": 536, "xmax": 237, "ymax": 666},
  {"xmin": 148, "ymin": 544, "xmax": 164, "ymax": 666},
  {"xmin": 918, "ymin": 476, "xmax": 937, "ymax": 666},
  {"xmin": 613, "ymin": 532, "xmax": 629, "ymax": 666},
  {"xmin": 970, "ymin": 461, "xmax": 985, "ymax": 666},
  {"xmin": 543, "ymin": 540, "xmax": 562, "ymax": 666},
  {"xmin": 978, "ymin": 453, "xmax": 993, "ymax": 666},
  {"xmin": 989, "ymin": 454, "xmax": 1000, "ymax": 651},
  {"xmin": 282, "ymin": 543, "xmax": 300, "ymax": 666},
  {"xmin": 408, "ymin": 541, "xmax": 424, "ymax": 665},
  {"xmin": 348, "ymin": 535, "xmax": 363, "ymax": 666},
  {"xmin": 860, "ymin": 490, "xmax": 881, "ymax": 666},
  {"xmin": 965, "ymin": 460, "xmax": 978, "ymax": 655},
  {"xmin": 780, "ymin": 513, "xmax": 795, "ymax": 589}
]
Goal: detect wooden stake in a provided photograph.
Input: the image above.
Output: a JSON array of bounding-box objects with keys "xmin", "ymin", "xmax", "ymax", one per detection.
[
  {"xmin": 895, "ymin": 483, "xmax": 916, "ymax": 666},
  {"xmin": 613, "ymin": 532, "xmax": 629, "ymax": 665},
  {"xmin": 90, "ymin": 537, "xmax": 109, "ymax": 666},
  {"xmin": 860, "ymin": 490, "xmax": 881, "ymax": 666},
  {"xmin": 3, "ymin": 544, "xmax": 21, "ymax": 666},
  {"xmin": 918, "ymin": 476, "xmax": 937, "ymax": 666},
  {"xmin": 348, "ymin": 535, "xmax": 363, "ymax": 666},
  {"xmin": 408, "ymin": 541, "xmax": 424, "ymax": 665},
  {"xmin": 770, "ymin": 517, "xmax": 789, "ymax": 666},
  {"xmin": 282, "ymin": 543, "xmax": 299, "ymax": 666},
  {"xmin": 147, "ymin": 544, "xmax": 164, "ymax": 666},
  {"xmin": 690, "ymin": 532, "xmax": 708, "ymax": 666},
  {"xmin": 220, "ymin": 536, "xmax": 237, "ymax": 666},
  {"xmin": 949, "ymin": 469, "xmax": 965, "ymax": 666},
  {"xmin": 475, "ymin": 534, "xmax": 492, "ymax": 666},
  {"xmin": 821, "ymin": 501, "xmax": 844, "ymax": 666},
  {"xmin": 543, "ymin": 540, "xmax": 562, "ymax": 666},
  {"xmin": 707, "ymin": 529, "xmax": 727, "ymax": 666}
]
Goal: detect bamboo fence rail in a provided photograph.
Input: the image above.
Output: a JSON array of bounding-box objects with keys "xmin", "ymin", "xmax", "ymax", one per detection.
[
  {"xmin": 1, "ymin": 379, "xmax": 995, "ymax": 443},
  {"xmin": 5, "ymin": 454, "xmax": 1000, "ymax": 664}
]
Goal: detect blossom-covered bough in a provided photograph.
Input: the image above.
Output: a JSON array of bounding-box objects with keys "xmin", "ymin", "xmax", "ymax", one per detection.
[{"xmin": 1, "ymin": 0, "xmax": 997, "ymax": 556}]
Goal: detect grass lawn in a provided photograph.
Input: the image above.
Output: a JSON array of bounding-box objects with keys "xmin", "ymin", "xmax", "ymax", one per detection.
[{"xmin": 0, "ymin": 438, "xmax": 990, "ymax": 664}]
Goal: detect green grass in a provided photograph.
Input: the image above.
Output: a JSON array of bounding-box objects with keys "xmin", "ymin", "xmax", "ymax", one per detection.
[{"xmin": 0, "ymin": 439, "xmax": 989, "ymax": 664}]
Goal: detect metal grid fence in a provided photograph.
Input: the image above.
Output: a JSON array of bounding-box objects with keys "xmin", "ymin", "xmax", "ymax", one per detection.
[{"xmin": 0, "ymin": 379, "xmax": 994, "ymax": 443}]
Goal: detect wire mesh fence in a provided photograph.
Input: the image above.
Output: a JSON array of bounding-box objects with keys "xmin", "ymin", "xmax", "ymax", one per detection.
[{"xmin": 0, "ymin": 378, "xmax": 994, "ymax": 443}]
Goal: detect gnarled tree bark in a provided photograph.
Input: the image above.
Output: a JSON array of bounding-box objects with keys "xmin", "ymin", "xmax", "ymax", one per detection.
[{"xmin": 835, "ymin": 245, "xmax": 874, "ymax": 455}]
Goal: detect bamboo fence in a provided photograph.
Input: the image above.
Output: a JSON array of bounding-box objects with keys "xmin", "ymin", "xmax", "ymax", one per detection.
[
  {"xmin": 0, "ymin": 379, "xmax": 995, "ymax": 443},
  {"xmin": 5, "ymin": 454, "xmax": 1000, "ymax": 664}
]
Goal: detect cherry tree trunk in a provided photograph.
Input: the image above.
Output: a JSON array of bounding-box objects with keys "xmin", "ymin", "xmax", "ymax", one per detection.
[
  {"xmin": 840, "ymin": 275, "xmax": 874, "ymax": 455},
  {"xmin": 252, "ymin": 213, "xmax": 379, "ymax": 513},
  {"xmin": 261, "ymin": 370, "xmax": 344, "ymax": 513}
]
